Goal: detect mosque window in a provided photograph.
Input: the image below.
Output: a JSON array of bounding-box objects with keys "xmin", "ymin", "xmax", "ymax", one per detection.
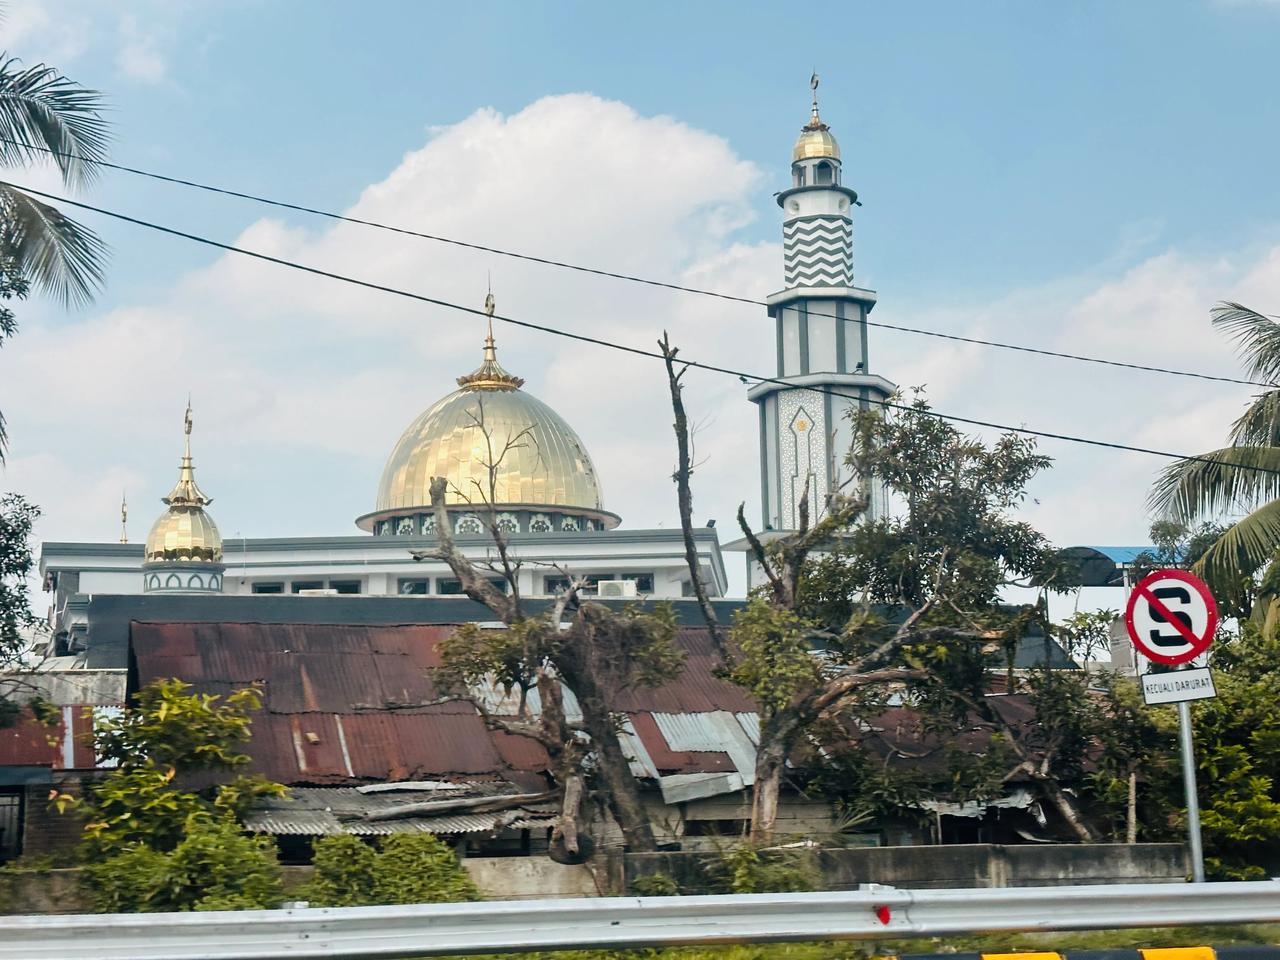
[
  {"xmin": 396, "ymin": 517, "xmax": 416, "ymax": 536},
  {"xmin": 560, "ymin": 517, "xmax": 580, "ymax": 532},
  {"xmin": 330, "ymin": 580, "xmax": 361, "ymax": 595},
  {"xmin": 496, "ymin": 513, "xmax": 520, "ymax": 534},
  {"xmin": 455, "ymin": 515, "xmax": 484, "ymax": 535},
  {"xmin": 398, "ymin": 578, "xmax": 429, "ymax": 595},
  {"xmin": 632, "ymin": 573, "xmax": 655, "ymax": 593},
  {"xmin": 814, "ymin": 161, "xmax": 833, "ymax": 185},
  {"xmin": 252, "ymin": 582, "xmax": 284, "ymax": 594},
  {"xmin": 421, "ymin": 515, "xmax": 437, "ymax": 535},
  {"xmin": 543, "ymin": 576, "xmax": 570, "ymax": 595},
  {"xmin": 439, "ymin": 577, "xmax": 507, "ymax": 595},
  {"xmin": 374, "ymin": 520, "xmax": 388, "ymax": 536},
  {"xmin": 291, "ymin": 580, "xmax": 324, "ymax": 593},
  {"xmin": 529, "ymin": 515, "xmax": 552, "ymax": 533},
  {"xmin": 794, "ymin": 165, "xmax": 806, "ymax": 187}
]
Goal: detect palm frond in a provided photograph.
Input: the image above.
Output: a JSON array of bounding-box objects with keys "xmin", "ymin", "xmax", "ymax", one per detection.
[
  {"xmin": 1228, "ymin": 389, "xmax": 1280, "ymax": 448},
  {"xmin": 0, "ymin": 55, "xmax": 108, "ymax": 187},
  {"xmin": 1211, "ymin": 302, "xmax": 1280, "ymax": 385},
  {"xmin": 1193, "ymin": 498, "xmax": 1280, "ymax": 599},
  {"xmin": 0, "ymin": 183, "xmax": 106, "ymax": 304},
  {"xmin": 1149, "ymin": 445, "xmax": 1280, "ymax": 523}
]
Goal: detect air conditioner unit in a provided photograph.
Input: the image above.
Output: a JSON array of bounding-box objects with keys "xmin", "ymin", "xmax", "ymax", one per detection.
[
  {"xmin": 597, "ymin": 579, "xmax": 638, "ymax": 598},
  {"xmin": 297, "ymin": 588, "xmax": 339, "ymax": 597}
]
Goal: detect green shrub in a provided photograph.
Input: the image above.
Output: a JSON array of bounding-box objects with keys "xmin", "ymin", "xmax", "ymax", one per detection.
[
  {"xmin": 630, "ymin": 873, "xmax": 680, "ymax": 896},
  {"xmin": 303, "ymin": 832, "xmax": 479, "ymax": 907},
  {"xmin": 88, "ymin": 818, "xmax": 283, "ymax": 913},
  {"xmin": 706, "ymin": 845, "xmax": 814, "ymax": 895}
]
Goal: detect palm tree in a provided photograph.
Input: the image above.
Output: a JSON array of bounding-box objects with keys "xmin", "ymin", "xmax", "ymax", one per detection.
[
  {"xmin": 0, "ymin": 55, "xmax": 109, "ymax": 458},
  {"xmin": 1151, "ymin": 302, "xmax": 1280, "ymax": 614}
]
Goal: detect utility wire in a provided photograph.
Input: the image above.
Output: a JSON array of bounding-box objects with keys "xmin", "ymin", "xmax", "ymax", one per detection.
[
  {"xmin": 12, "ymin": 179, "xmax": 1279, "ymax": 481},
  {"xmin": 7, "ymin": 137, "xmax": 1272, "ymax": 390}
]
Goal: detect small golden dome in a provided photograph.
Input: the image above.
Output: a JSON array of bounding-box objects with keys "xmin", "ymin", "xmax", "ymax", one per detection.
[
  {"xmin": 358, "ymin": 327, "xmax": 616, "ymax": 530},
  {"xmin": 793, "ymin": 71, "xmax": 840, "ymax": 162},
  {"xmin": 144, "ymin": 404, "xmax": 223, "ymax": 564}
]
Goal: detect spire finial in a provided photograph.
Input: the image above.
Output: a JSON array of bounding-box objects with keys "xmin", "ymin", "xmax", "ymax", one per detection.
[
  {"xmin": 456, "ymin": 282, "xmax": 524, "ymax": 391},
  {"xmin": 483, "ymin": 282, "xmax": 497, "ymax": 360},
  {"xmin": 807, "ymin": 71, "xmax": 823, "ymax": 128},
  {"xmin": 120, "ymin": 491, "xmax": 128, "ymax": 544},
  {"xmin": 183, "ymin": 397, "xmax": 193, "ymax": 459}
]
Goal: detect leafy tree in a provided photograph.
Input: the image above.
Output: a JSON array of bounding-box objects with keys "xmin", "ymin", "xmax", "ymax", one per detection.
[
  {"xmin": 412, "ymin": 401, "xmax": 683, "ymax": 853},
  {"xmin": 66, "ymin": 679, "xmax": 288, "ymax": 911},
  {"xmin": 1151, "ymin": 302, "xmax": 1280, "ymax": 619},
  {"xmin": 303, "ymin": 833, "xmax": 481, "ymax": 907},
  {"xmin": 0, "ymin": 55, "xmax": 109, "ymax": 461},
  {"xmin": 0, "ymin": 492, "xmax": 38, "ymax": 671},
  {"xmin": 664, "ymin": 340, "xmax": 1080, "ymax": 842}
]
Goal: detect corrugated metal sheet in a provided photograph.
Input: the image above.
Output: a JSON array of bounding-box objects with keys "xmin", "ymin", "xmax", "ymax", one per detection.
[
  {"xmin": 652, "ymin": 711, "xmax": 757, "ymax": 781},
  {"xmin": 0, "ymin": 705, "xmax": 100, "ymax": 769},
  {"xmin": 610, "ymin": 629, "xmax": 755, "ymax": 713},
  {"xmin": 626, "ymin": 712, "xmax": 734, "ymax": 776},
  {"xmin": 242, "ymin": 786, "xmax": 558, "ymax": 836},
  {"xmin": 616, "ymin": 715, "xmax": 659, "ymax": 779}
]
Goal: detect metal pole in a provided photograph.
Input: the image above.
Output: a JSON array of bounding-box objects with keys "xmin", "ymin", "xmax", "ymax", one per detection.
[{"xmin": 1177, "ymin": 699, "xmax": 1205, "ymax": 882}]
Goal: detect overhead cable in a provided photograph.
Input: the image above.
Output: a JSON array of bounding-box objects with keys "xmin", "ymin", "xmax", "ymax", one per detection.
[
  {"xmin": 11, "ymin": 180, "xmax": 1277, "ymax": 480},
  {"xmin": 6, "ymin": 138, "xmax": 1271, "ymax": 390}
]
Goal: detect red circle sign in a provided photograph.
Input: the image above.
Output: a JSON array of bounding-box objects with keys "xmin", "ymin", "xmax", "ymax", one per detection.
[{"xmin": 1124, "ymin": 568, "xmax": 1218, "ymax": 666}]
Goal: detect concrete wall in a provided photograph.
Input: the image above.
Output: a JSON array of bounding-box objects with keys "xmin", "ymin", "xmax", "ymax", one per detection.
[
  {"xmin": 0, "ymin": 868, "xmax": 92, "ymax": 915},
  {"xmin": 622, "ymin": 843, "xmax": 1190, "ymax": 894},
  {"xmin": 463, "ymin": 857, "xmax": 601, "ymax": 899}
]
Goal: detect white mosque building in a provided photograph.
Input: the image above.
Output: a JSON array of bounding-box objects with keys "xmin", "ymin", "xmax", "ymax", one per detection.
[{"xmin": 39, "ymin": 81, "xmax": 893, "ymax": 642}]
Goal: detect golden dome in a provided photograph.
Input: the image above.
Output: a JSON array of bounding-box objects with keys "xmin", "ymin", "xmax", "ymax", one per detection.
[
  {"xmin": 358, "ymin": 327, "xmax": 617, "ymax": 531},
  {"xmin": 144, "ymin": 405, "xmax": 223, "ymax": 564},
  {"xmin": 793, "ymin": 72, "xmax": 840, "ymax": 162}
]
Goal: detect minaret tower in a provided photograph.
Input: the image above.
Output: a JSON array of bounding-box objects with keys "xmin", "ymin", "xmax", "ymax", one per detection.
[
  {"xmin": 142, "ymin": 403, "xmax": 225, "ymax": 593},
  {"xmin": 748, "ymin": 76, "xmax": 897, "ymax": 531}
]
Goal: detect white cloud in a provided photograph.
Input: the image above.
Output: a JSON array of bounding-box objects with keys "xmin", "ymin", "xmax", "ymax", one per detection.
[
  {"xmin": 2, "ymin": 2, "xmax": 91, "ymax": 65},
  {"xmin": 115, "ymin": 14, "xmax": 167, "ymax": 83},
  {"xmin": 3, "ymin": 91, "xmax": 1278, "ymax": 612}
]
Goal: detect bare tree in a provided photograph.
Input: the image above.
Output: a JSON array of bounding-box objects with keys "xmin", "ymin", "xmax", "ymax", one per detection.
[{"xmin": 412, "ymin": 402, "xmax": 682, "ymax": 853}]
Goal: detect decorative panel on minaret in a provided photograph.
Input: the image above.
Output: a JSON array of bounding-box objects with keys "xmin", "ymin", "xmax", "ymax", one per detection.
[{"xmin": 782, "ymin": 216, "xmax": 853, "ymax": 287}]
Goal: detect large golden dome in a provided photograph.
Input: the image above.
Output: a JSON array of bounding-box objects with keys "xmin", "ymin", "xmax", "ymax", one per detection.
[
  {"xmin": 357, "ymin": 324, "xmax": 618, "ymax": 532},
  {"xmin": 144, "ymin": 406, "xmax": 223, "ymax": 564}
]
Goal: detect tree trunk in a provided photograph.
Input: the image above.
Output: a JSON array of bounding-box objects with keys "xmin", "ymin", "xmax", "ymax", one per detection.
[
  {"xmin": 1126, "ymin": 770, "xmax": 1138, "ymax": 844},
  {"xmin": 750, "ymin": 711, "xmax": 801, "ymax": 845},
  {"xmin": 587, "ymin": 713, "xmax": 658, "ymax": 851},
  {"xmin": 1034, "ymin": 773, "xmax": 1100, "ymax": 843}
]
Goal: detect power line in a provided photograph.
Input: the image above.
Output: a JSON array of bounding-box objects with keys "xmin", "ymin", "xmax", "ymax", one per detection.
[
  {"xmin": 7, "ymin": 137, "xmax": 1272, "ymax": 390},
  {"xmin": 11, "ymin": 179, "xmax": 1279, "ymax": 481}
]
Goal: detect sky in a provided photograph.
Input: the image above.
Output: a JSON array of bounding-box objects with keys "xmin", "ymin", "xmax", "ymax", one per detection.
[{"xmin": 3, "ymin": 0, "xmax": 1280, "ymax": 614}]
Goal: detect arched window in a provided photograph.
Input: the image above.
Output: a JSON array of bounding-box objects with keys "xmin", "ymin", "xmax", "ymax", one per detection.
[
  {"xmin": 455, "ymin": 515, "xmax": 484, "ymax": 535},
  {"xmin": 530, "ymin": 514, "xmax": 552, "ymax": 533},
  {"xmin": 793, "ymin": 165, "xmax": 806, "ymax": 187},
  {"xmin": 189, "ymin": 574, "xmax": 204, "ymax": 590},
  {"xmin": 496, "ymin": 513, "xmax": 519, "ymax": 534},
  {"xmin": 396, "ymin": 517, "xmax": 415, "ymax": 535},
  {"xmin": 420, "ymin": 515, "xmax": 437, "ymax": 535},
  {"xmin": 209, "ymin": 575, "xmax": 221, "ymax": 591},
  {"xmin": 814, "ymin": 161, "xmax": 833, "ymax": 185},
  {"xmin": 560, "ymin": 516, "xmax": 580, "ymax": 532},
  {"xmin": 165, "ymin": 573, "xmax": 181, "ymax": 588}
]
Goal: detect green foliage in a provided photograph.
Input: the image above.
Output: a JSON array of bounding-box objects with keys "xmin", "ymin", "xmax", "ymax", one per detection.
[
  {"xmin": 705, "ymin": 845, "xmax": 814, "ymax": 895},
  {"xmin": 728, "ymin": 599, "xmax": 819, "ymax": 713},
  {"xmin": 82, "ymin": 679, "xmax": 286, "ymax": 853},
  {"xmin": 629, "ymin": 873, "xmax": 680, "ymax": 896},
  {"xmin": 70, "ymin": 678, "xmax": 288, "ymax": 911},
  {"xmin": 302, "ymin": 835, "xmax": 379, "ymax": 906},
  {"xmin": 0, "ymin": 492, "xmax": 39, "ymax": 663},
  {"xmin": 88, "ymin": 818, "xmax": 283, "ymax": 913},
  {"xmin": 303, "ymin": 833, "xmax": 480, "ymax": 907},
  {"xmin": 1056, "ymin": 609, "xmax": 1117, "ymax": 664}
]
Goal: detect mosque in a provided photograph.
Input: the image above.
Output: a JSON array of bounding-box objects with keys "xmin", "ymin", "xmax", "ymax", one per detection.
[{"xmin": 39, "ymin": 80, "xmax": 897, "ymax": 646}]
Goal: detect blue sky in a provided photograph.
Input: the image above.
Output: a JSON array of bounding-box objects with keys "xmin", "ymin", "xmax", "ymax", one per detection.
[{"xmin": 5, "ymin": 0, "xmax": 1280, "ymax": 607}]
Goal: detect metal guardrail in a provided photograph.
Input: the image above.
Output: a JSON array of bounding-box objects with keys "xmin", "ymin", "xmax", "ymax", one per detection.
[{"xmin": 1, "ymin": 882, "xmax": 1278, "ymax": 960}]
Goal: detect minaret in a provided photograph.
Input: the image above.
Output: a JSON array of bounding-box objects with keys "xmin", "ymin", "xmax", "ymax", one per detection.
[
  {"xmin": 748, "ymin": 76, "xmax": 897, "ymax": 531},
  {"xmin": 142, "ymin": 402, "xmax": 225, "ymax": 594}
]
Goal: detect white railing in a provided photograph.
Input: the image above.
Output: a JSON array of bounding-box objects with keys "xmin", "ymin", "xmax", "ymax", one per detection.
[{"xmin": 1, "ymin": 882, "xmax": 1278, "ymax": 960}]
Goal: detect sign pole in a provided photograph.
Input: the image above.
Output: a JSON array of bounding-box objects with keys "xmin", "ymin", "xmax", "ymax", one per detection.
[{"xmin": 1177, "ymin": 698, "xmax": 1205, "ymax": 883}]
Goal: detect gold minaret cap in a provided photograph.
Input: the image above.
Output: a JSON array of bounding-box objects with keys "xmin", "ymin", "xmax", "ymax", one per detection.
[
  {"xmin": 456, "ymin": 290, "xmax": 525, "ymax": 391},
  {"xmin": 793, "ymin": 72, "xmax": 841, "ymax": 162},
  {"xmin": 144, "ymin": 402, "xmax": 223, "ymax": 564}
]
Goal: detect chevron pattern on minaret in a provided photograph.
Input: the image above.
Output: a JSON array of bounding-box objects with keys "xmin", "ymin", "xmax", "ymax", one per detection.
[{"xmin": 783, "ymin": 216, "xmax": 852, "ymax": 287}]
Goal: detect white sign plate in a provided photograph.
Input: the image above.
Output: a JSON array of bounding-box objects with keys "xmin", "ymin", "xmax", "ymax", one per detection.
[{"xmin": 1141, "ymin": 666, "xmax": 1217, "ymax": 706}]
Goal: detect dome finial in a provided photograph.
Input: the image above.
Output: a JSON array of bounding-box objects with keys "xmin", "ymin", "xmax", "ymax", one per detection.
[
  {"xmin": 458, "ymin": 284, "xmax": 524, "ymax": 391},
  {"xmin": 119, "ymin": 491, "xmax": 128, "ymax": 544},
  {"xmin": 809, "ymin": 71, "xmax": 821, "ymax": 126},
  {"xmin": 165, "ymin": 400, "xmax": 212, "ymax": 508}
]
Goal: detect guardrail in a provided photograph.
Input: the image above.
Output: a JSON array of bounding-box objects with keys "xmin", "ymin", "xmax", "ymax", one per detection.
[{"xmin": 1, "ymin": 882, "xmax": 1278, "ymax": 960}]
